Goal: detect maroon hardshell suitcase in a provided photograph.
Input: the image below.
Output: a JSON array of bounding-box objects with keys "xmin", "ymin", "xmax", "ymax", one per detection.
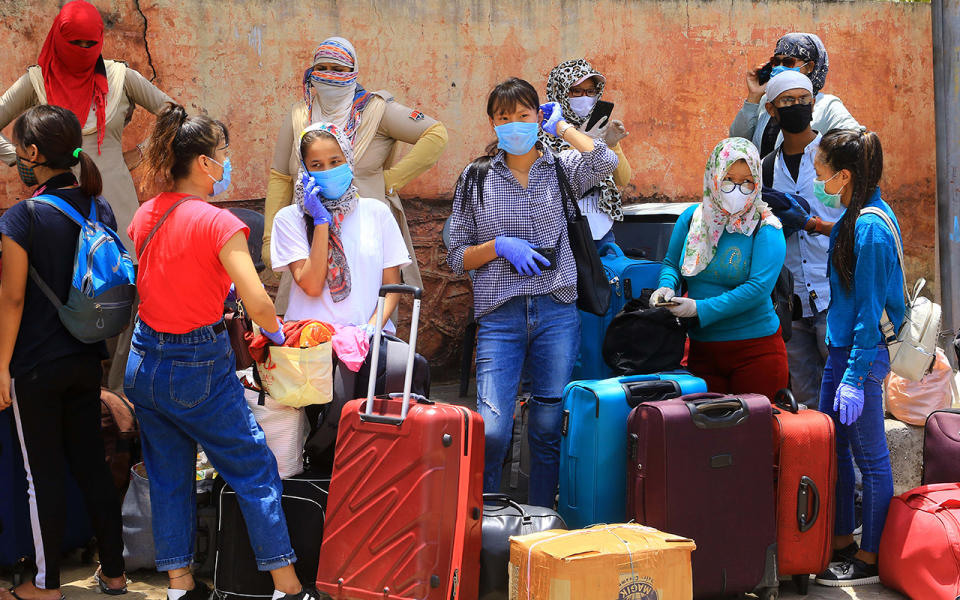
[
  {"xmin": 315, "ymin": 285, "xmax": 484, "ymax": 600},
  {"xmin": 626, "ymin": 392, "xmax": 779, "ymax": 599},
  {"xmin": 922, "ymin": 408, "xmax": 960, "ymax": 485}
]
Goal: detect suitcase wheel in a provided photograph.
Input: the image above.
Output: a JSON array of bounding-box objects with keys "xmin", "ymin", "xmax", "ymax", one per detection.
[
  {"xmin": 792, "ymin": 574, "xmax": 810, "ymax": 595},
  {"xmin": 757, "ymin": 586, "xmax": 780, "ymax": 600}
]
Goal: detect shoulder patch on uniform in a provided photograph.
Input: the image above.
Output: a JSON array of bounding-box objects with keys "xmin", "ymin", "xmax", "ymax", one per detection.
[{"xmin": 409, "ymin": 110, "xmax": 425, "ymax": 121}]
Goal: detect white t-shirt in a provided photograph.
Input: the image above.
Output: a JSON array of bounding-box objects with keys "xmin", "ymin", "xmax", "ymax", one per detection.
[
  {"xmin": 271, "ymin": 197, "xmax": 411, "ymax": 326},
  {"xmin": 578, "ymin": 188, "xmax": 614, "ymax": 240}
]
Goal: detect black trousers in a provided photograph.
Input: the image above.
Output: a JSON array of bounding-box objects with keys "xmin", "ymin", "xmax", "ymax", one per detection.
[{"xmin": 12, "ymin": 353, "xmax": 124, "ymax": 589}]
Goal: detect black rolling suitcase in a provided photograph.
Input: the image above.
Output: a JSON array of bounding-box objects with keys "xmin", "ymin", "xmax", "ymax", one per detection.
[{"xmin": 213, "ymin": 476, "xmax": 329, "ymax": 599}]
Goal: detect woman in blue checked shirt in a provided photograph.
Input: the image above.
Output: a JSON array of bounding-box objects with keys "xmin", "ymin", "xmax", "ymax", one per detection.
[{"xmin": 447, "ymin": 77, "xmax": 618, "ymax": 508}]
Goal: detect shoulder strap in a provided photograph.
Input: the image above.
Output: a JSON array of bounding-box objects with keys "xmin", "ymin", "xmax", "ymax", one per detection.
[
  {"xmin": 25, "ymin": 199, "xmax": 65, "ymax": 310},
  {"xmin": 552, "ymin": 157, "xmax": 582, "ymax": 222},
  {"xmin": 138, "ymin": 196, "xmax": 201, "ymax": 257},
  {"xmin": 859, "ymin": 206, "xmax": 908, "ymax": 303},
  {"xmin": 30, "ymin": 194, "xmax": 89, "ymax": 227},
  {"xmin": 761, "ymin": 147, "xmax": 778, "ymax": 189}
]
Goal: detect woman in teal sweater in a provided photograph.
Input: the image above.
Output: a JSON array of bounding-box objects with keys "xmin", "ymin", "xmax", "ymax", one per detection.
[
  {"xmin": 652, "ymin": 137, "xmax": 787, "ymax": 400},
  {"xmin": 814, "ymin": 129, "xmax": 902, "ymax": 587}
]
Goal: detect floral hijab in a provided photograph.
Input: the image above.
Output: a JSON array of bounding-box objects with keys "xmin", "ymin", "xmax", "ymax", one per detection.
[
  {"xmin": 775, "ymin": 32, "xmax": 829, "ymax": 95},
  {"xmin": 681, "ymin": 138, "xmax": 782, "ymax": 277},
  {"xmin": 294, "ymin": 122, "xmax": 359, "ymax": 302},
  {"xmin": 542, "ymin": 59, "xmax": 623, "ymax": 222}
]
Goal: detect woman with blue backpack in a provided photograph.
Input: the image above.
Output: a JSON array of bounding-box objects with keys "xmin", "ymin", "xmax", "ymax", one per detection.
[{"xmin": 0, "ymin": 104, "xmax": 129, "ymax": 600}]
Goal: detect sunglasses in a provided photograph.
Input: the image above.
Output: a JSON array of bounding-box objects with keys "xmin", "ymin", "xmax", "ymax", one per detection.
[{"xmin": 770, "ymin": 56, "xmax": 809, "ymax": 68}]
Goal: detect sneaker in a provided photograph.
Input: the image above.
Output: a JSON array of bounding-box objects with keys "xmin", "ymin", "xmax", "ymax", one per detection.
[
  {"xmin": 815, "ymin": 557, "xmax": 880, "ymax": 587},
  {"xmin": 181, "ymin": 582, "xmax": 212, "ymax": 600},
  {"xmin": 277, "ymin": 590, "xmax": 319, "ymax": 600},
  {"xmin": 831, "ymin": 541, "xmax": 859, "ymax": 564}
]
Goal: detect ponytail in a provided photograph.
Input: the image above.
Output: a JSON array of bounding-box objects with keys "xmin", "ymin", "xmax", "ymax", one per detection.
[
  {"xmin": 144, "ymin": 102, "xmax": 228, "ymax": 188},
  {"xmin": 12, "ymin": 104, "xmax": 102, "ymax": 197},
  {"xmin": 820, "ymin": 129, "xmax": 884, "ymax": 290}
]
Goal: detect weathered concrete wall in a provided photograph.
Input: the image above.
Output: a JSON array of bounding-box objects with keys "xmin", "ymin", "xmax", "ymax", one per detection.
[{"xmin": 0, "ymin": 0, "xmax": 936, "ymax": 371}]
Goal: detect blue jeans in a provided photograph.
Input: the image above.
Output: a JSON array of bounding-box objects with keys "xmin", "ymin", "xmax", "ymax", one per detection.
[
  {"xmin": 124, "ymin": 319, "xmax": 294, "ymax": 571},
  {"xmin": 475, "ymin": 294, "xmax": 580, "ymax": 507},
  {"xmin": 818, "ymin": 345, "xmax": 893, "ymax": 553}
]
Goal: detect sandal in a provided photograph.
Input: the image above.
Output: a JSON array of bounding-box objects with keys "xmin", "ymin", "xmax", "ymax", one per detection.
[
  {"xmin": 6, "ymin": 587, "xmax": 65, "ymax": 600},
  {"xmin": 93, "ymin": 570, "xmax": 128, "ymax": 596}
]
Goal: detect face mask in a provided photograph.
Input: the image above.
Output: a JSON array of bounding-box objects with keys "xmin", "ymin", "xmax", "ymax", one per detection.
[
  {"xmin": 16, "ymin": 155, "xmax": 45, "ymax": 187},
  {"xmin": 775, "ymin": 103, "xmax": 813, "ymax": 134},
  {"xmin": 719, "ymin": 188, "xmax": 752, "ymax": 215},
  {"xmin": 495, "ymin": 121, "xmax": 539, "ymax": 155},
  {"xmin": 309, "ymin": 163, "xmax": 354, "ymax": 199},
  {"xmin": 814, "ymin": 173, "xmax": 845, "ymax": 208},
  {"xmin": 568, "ymin": 96, "xmax": 596, "ymax": 118},
  {"xmin": 770, "ymin": 65, "xmax": 802, "ymax": 79},
  {"xmin": 205, "ymin": 156, "xmax": 232, "ymax": 196}
]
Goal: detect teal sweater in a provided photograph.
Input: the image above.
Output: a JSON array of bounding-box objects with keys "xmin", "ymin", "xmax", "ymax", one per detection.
[
  {"xmin": 826, "ymin": 192, "xmax": 905, "ymax": 389},
  {"xmin": 659, "ymin": 205, "xmax": 786, "ymax": 342}
]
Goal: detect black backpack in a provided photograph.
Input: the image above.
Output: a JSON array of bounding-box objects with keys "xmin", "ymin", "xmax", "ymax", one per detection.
[{"xmin": 602, "ymin": 290, "xmax": 687, "ymax": 375}]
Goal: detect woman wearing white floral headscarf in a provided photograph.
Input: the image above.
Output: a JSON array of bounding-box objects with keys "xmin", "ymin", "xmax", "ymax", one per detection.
[
  {"xmin": 542, "ymin": 59, "xmax": 632, "ymax": 245},
  {"xmin": 651, "ymin": 137, "xmax": 788, "ymax": 401},
  {"xmin": 270, "ymin": 122, "xmax": 410, "ymax": 328},
  {"xmin": 264, "ymin": 37, "xmax": 447, "ymax": 309}
]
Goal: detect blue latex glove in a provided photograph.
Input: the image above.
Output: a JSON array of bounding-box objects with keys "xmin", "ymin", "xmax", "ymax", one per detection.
[
  {"xmin": 300, "ymin": 173, "xmax": 332, "ymax": 225},
  {"xmin": 360, "ymin": 323, "xmax": 378, "ymax": 338},
  {"xmin": 539, "ymin": 102, "xmax": 563, "ymax": 137},
  {"xmin": 495, "ymin": 236, "xmax": 550, "ymax": 276},
  {"xmin": 834, "ymin": 382, "xmax": 865, "ymax": 425},
  {"xmin": 762, "ymin": 187, "xmax": 811, "ymax": 238},
  {"xmin": 260, "ymin": 317, "xmax": 285, "ymax": 346}
]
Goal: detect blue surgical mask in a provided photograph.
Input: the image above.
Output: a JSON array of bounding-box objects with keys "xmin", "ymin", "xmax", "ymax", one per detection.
[
  {"xmin": 770, "ymin": 65, "xmax": 802, "ymax": 79},
  {"xmin": 206, "ymin": 156, "xmax": 231, "ymax": 197},
  {"xmin": 495, "ymin": 121, "xmax": 539, "ymax": 155},
  {"xmin": 813, "ymin": 173, "xmax": 844, "ymax": 208},
  {"xmin": 308, "ymin": 163, "xmax": 354, "ymax": 199}
]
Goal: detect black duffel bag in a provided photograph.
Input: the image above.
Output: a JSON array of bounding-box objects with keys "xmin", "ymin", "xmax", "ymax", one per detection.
[
  {"xmin": 480, "ymin": 494, "xmax": 566, "ymax": 600},
  {"xmin": 602, "ymin": 293, "xmax": 687, "ymax": 376}
]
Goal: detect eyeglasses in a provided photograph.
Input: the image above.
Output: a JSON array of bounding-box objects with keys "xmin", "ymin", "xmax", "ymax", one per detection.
[
  {"xmin": 569, "ymin": 88, "xmax": 599, "ymax": 98},
  {"xmin": 773, "ymin": 95, "xmax": 814, "ymax": 108},
  {"xmin": 770, "ymin": 55, "xmax": 809, "ymax": 68},
  {"xmin": 719, "ymin": 180, "xmax": 756, "ymax": 194}
]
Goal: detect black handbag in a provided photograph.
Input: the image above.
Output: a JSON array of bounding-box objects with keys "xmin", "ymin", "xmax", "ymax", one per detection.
[
  {"xmin": 602, "ymin": 292, "xmax": 687, "ymax": 375},
  {"xmin": 480, "ymin": 494, "xmax": 566, "ymax": 600},
  {"xmin": 552, "ymin": 159, "xmax": 611, "ymax": 316}
]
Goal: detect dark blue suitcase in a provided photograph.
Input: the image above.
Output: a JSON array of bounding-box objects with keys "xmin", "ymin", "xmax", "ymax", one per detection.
[
  {"xmin": 571, "ymin": 243, "xmax": 661, "ymax": 381},
  {"xmin": 558, "ymin": 372, "xmax": 706, "ymax": 529},
  {"xmin": 0, "ymin": 410, "xmax": 94, "ymax": 571}
]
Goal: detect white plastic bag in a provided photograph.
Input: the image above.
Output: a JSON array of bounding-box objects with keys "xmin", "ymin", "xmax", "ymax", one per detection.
[{"xmin": 241, "ymin": 369, "xmax": 308, "ymax": 478}]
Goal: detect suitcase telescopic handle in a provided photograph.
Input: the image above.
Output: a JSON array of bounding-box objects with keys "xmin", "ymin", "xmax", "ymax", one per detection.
[
  {"xmin": 361, "ymin": 285, "xmax": 422, "ymax": 425},
  {"xmin": 774, "ymin": 388, "xmax": 799, "ymax": 414},
  {"xmin": 797, "ymin": 475, "xmax": 820, "ymax": 532},
  {"xmin": 685, "ymin": 398, "xmax": 749, "ymax": 429}
]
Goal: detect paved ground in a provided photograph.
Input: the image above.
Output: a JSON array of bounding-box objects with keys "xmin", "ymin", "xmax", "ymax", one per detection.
[{"xmin": 0, "ymin": 380, "xmax": 907, "ymax": 600}]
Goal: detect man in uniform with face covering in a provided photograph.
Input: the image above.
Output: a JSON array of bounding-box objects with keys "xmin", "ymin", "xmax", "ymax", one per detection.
[{"xmin": 764, "ymin": 70, "xmax": 846, "ymax": 408}]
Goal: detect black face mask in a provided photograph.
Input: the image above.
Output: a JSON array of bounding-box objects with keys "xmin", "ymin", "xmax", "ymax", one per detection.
[{"xmin": 775, "ymin": 103, "xmax": 814, "ymax": 134}]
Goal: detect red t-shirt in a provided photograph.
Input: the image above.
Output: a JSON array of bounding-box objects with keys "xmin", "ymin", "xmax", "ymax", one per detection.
[{"xmin": 129, "ymin": 193, "xmax": 248, "ymax": 334}]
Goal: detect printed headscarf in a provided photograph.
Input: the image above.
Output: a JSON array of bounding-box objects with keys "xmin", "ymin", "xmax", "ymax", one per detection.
[
  {"xmin": 542, "ymin": 59, "xmax": 623, "ymax": 222},
  {"xmin": 302, "ymin": 37, "xmax": 373, "ymax": 140},
  {"xmin": 38, "ymin": 1, "xmax": 108, "ymax": 153},
  {"xmin": 294, "ymin": 122, "xmax": 359, "ymax": 303},
  {"xmin": 681, "ymin": 138, "xmax": 782, "ymax": 277},
  {"xmin": 775, "ymin": 32, "xmax": 829, "ymax": 95}
]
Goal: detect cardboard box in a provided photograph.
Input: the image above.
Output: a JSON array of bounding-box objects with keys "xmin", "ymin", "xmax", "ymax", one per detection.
[{"xmin": 508, "ymin": 524, "xmax": 695, "ymax": 600}]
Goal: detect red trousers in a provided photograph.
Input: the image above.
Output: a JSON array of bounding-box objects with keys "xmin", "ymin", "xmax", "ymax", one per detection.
[{"xmin": 687, "ymin": 329, "xmax": 789, "ymax": 402}]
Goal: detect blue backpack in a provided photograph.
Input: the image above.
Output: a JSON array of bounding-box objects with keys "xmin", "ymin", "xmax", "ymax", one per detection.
[{"xmin": 27, "ymin": 194, "xmax": 136, "ymax": 343}]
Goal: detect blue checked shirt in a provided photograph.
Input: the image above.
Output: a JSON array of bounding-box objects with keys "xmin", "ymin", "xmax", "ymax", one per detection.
[{"xmin": 447, "ymin": 141, "xmax": 618, "ymax": 318}]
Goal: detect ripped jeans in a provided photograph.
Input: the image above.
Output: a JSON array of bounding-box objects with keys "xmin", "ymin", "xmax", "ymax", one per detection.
[{"xmin": 475, "ymin": 294, "xmax": 580, "ymax": 507}]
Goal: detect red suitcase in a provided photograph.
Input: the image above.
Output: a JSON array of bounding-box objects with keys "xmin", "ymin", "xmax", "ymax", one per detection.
[
  {"xmin": 771, "ymin": 390, "xmax": 836, "ymax": 595},
  {"xmin": 315, "ymin": 285, "xmax": 484, "ymax": 600},
  {"xmin": 879, "ymin": 482, "xmax": 960, "ymax": 599},
  {"xmin": 626, "ymin": 392, "xmax": 778, "ymax": 599}
]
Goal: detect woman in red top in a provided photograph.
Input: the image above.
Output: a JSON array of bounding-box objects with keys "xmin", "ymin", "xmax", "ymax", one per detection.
[{"xmin": 124, "ymin": 103, "xmax": 312, "ymax": 600}]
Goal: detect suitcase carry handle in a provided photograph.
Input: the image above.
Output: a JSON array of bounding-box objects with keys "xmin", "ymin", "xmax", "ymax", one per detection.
[
  {"xmin": 623, "ymin": 380, "xmax": 682, "ymax": 408},
  {"xmin": 482, "ymin": 493, "xmax": 531, "ymax": 521},
  {"xmin": 774, "ymin": 388, "xmax": 799, "ymax": 414},
  {"xmin": 597, "ymin": 242, "xmax": 625, "ymax": 258},
  {"xmin": 361, "ymin": 285, "xmax": 422, "ymax": 425},
  {"xmin": 685, "ymin": 398, "xmax": 749, "ymax": 429},
  {"xmin": 797, "ymin": 475, "xmax": 820, "ymax": 532}
]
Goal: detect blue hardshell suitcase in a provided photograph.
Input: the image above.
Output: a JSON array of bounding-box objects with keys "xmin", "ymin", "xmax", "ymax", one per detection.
[
  {"xmin": 558, "ymin": 372, "xmax": 707, "ymax": 529},
  {"xmin": 571, "ymin": 243, "xmax": 661, "ymax": 381}
]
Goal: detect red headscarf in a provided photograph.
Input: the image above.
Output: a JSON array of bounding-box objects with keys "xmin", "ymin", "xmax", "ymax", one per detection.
[{"xmin": 38, "ymin": 0, "xmax": 108, "ymax": 153}]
